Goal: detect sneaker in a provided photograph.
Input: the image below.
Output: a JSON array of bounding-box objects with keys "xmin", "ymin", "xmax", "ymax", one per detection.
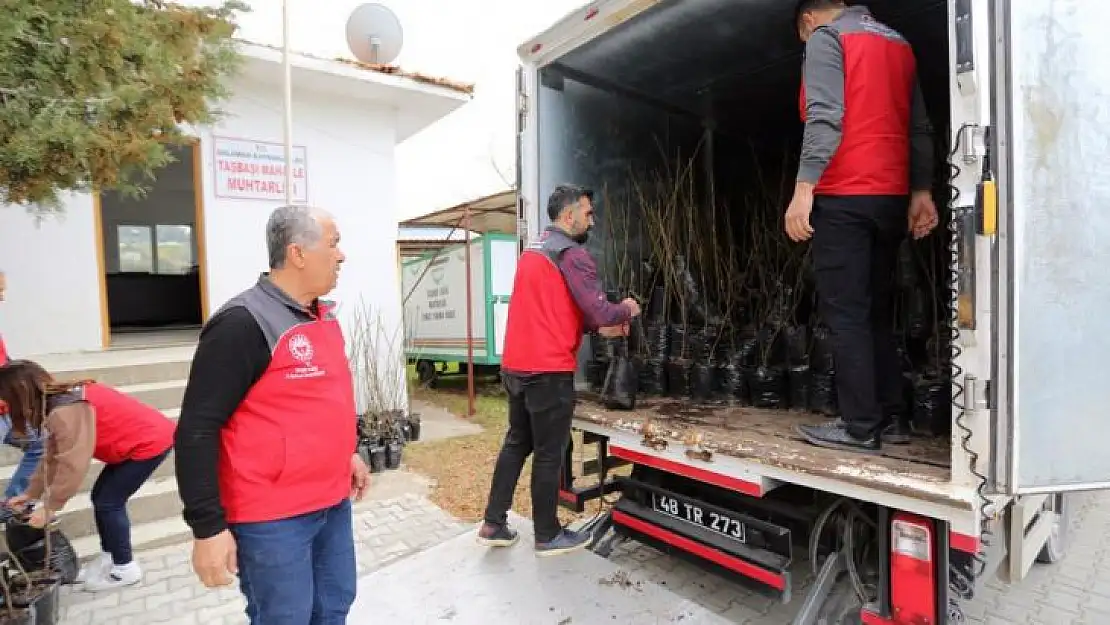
[
  {"xmin": 76, "ymin": 552, "xmax": 112, "ymax": 584},
  {"xmin": 83, "ymin": 560, "xmax": 142, "ymax": 592},
  {"xmin": 796, "ymin": 421, "xmax": 880, "ymax": 453},
  {"xmin": 535, "ymin": 528, "xmax": 592, "ymax": 557},
  {"xmin": 476, "ymin": 522, "xmax": 519, "ymax": 547},
  {"xmin": 881, "ymin": 419, "xmax": 914, "ymax": 445}
]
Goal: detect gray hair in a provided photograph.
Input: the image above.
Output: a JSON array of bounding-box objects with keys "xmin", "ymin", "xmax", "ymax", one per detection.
[{"xmin": 266, "ymin": 205, "xmax": 331, "ymax": 269}]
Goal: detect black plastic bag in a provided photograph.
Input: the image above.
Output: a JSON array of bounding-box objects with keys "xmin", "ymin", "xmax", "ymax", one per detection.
[
  {"xmin": 585, "ymin": 360, "xmax": 606, "ymax": 394},
  {"xmin": 691, "ymin": 362, "xmax": 715, "ymax": 401},
  {"xmin": 907, "ymin": 288, "xmax": 930, "ymax": 340},
  {"xmin": 809, "ymin": 372, "xmax": 838, "ymax": 415},
  {"xmin": 5, "ymin": 523, "xmax": 79, "ymax": 585},
  {"xmin": 784, "ymin": 325, "xmax": 809, "ymax": 368},
  {"xmin": 665, "ymin": 360, "xmax": 693, "ymax": 398},
  {"xmin": 668, "ymin": 324, "xmax": 689, "ymax": 360},
  {"xmin": 913, "ymin": 376, "xmax": 951, "ymax": 436},
  {"xmin": 736, "ymin": 328, "xmax": 759, "ymax": 368},
  {"xmin": 757, "ymin": 324, "xmax": 787, "ymax": 367},
  {"xmin": 810, "ymin": 326, "xmax": 836, "ymax": 375},
  {"xmin": 897, "ymin": 240, "xmax": 918, "ymax": 290},
  {"xmin": 639, "ymin": 358, "xmax": 667, "ymax": 396},
  {"xmin": 646, "ymin": 323, "xmax": 669, "ymax": 361},
  {"xmin": 716, "ymin": 358, "xmax": 742, "ymax": 401},
  {"xmin": 746, "ymin": 366, "xmax": 788, "ymax": 409},
  {"xmin": 602, "ymin": 352, "xmax": 638, "ymax": 410},
  {"xmin": 788, "ymin": 366, "xmax": 811, "ymax": 410}
]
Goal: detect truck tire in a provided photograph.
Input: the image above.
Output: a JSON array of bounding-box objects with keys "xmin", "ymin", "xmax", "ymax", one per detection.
[
  {"xmin": 416, "ymin": 360, "xmax": 438, "ymax": 388},
  {"xmin": 1035, "ymin": 492, "xmax": 1071, "ymax": 564}
]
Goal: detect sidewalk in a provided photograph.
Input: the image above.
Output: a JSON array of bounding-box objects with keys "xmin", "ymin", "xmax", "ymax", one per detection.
[{"xmin": 59, "ymin": 488, "xmax": 467, "ymax": 625}]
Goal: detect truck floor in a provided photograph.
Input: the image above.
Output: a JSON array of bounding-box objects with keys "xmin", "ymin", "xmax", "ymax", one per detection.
[{"xmin": 576, "ymin": 396, "xmax": 958, "ymax": 507}]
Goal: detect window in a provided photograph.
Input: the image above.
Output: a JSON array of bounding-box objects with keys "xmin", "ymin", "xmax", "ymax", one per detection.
[
  {"xmin": 156, "ymin": 224, "xmax": 195, "ymax": 275},
  {"xmin": 117, "ymin": 225, "xmax": 153, "ymax": 273}
]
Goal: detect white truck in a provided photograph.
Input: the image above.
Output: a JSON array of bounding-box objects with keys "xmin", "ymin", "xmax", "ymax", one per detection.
[{"xmin": 515, "ymin": 1, "xmax": 1109, "ymax": 623}]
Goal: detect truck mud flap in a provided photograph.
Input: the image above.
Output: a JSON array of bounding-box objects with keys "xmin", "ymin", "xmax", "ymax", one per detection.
[{"xmin": 612, "ymin": 477, "xmax": 794, "ymax": 601}]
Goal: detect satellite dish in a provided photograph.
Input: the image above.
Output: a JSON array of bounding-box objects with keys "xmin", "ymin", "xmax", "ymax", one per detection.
[{"xmin": 345, "ymin": 3, "xmax": 404, "ymax": 65}]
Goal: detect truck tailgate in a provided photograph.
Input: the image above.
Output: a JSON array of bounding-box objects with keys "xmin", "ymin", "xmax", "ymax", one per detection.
[{"xmin": 574, "ymin": 397, "xmax": 968, "ymax": 510}]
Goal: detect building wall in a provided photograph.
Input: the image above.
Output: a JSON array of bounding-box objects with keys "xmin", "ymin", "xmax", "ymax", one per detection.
[
  {"xmin": 0, "ymin": 76, "xmax": 406, "ymax": 374},
  {"xmin": 0, "ymin": 194, "xmax": 102, "ymax": 357}
]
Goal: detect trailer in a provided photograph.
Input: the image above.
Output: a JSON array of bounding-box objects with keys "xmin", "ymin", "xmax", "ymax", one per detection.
[
  {"xmin": 516, "ymin": 0, "xmax": 1109, "ymax": 622},
  {"xmin": 402, "ymin": 233, "xmax": 518, "ymax": 386}
]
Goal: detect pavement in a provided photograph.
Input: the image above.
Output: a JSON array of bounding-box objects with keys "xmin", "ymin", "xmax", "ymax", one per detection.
[{"xmin": 53, "ymin": 394, "xmax": 1110, "ymax": 624}]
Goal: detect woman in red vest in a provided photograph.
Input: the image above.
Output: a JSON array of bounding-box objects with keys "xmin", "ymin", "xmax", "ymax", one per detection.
[{"xmin": 0, "ymin": 360, "xmax": 175, "ymax": 592}]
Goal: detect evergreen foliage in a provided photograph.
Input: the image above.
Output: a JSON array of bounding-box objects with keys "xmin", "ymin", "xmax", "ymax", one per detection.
[{"xmin": 0, "ymin": 0, "xmax": 248, "ymax": 208}]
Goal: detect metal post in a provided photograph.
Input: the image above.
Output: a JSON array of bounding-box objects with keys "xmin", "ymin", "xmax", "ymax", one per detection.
[
  {"xmin": 282, "ymin": 0, "xmax": 295, "ymax": 204},
  {"xmin": 464, "ymin": 208, "xmax": 476, "ymax": 417}
]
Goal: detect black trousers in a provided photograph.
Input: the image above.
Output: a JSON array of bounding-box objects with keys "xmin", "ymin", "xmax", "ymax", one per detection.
[
  {"xmin": 483, "ymin": 372, "xmax": 575, "ymax": 543},
  {"xmin": 811, "ymin": 195, "xmax": 908, "ymax": 438}
]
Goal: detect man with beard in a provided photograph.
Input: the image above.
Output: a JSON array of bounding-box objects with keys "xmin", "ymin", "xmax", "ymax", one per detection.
[
  {"xmin": 477, "ymin": 184, "xmax": 641, "ymax": 556},
  {"xmin": 175, "ymin": 205, "xmax": 371, "ymax": 624}
]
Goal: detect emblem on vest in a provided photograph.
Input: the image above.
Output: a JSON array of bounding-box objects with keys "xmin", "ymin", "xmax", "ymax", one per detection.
[{"xmin": 286, "ymin": 333, "xmax": 325, "ymax": 380}]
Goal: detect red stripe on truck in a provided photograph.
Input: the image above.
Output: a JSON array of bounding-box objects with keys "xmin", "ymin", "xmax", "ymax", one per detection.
[
  {"xmin": 609, "ymin": 444, "xmax": 764, "ymax": 497},
  {"xmin": 612, "ymin": 510, "xmax": 786, "ymax": 591}
]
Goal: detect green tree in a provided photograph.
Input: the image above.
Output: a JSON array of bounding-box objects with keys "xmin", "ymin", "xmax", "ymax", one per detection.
[{"xmin": 0, "ymin": 0, "xmax": 247, "ymax": 208}]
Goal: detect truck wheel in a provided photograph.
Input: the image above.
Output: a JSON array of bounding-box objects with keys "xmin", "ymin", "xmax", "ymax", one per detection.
[
  {"xmin": 416, "ymin": 360, "xmax": 438, "ymax": 388},
  {"xmin": 1035, "ymin": 492, "xmax": 1071, "ymax": 564}
]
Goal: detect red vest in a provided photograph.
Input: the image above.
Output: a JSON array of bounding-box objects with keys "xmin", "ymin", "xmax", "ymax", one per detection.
[
  {"xmin": 501, "ymin": 248, "xmax": 584, "ymax": 373},
  {"xmin": 799, "ymin": 20, "xmax": 916, "ymax": 196},
  {"xmin": 219, "ymin": 301, "xmax": 356, "ymax": 524},
  {"xmin": 82, "ymin": 383, "xmax": 175, "ymax": 465},
  {"xmin": 0, "ymin": 333, "xmax": 7, "ymax": 364}
]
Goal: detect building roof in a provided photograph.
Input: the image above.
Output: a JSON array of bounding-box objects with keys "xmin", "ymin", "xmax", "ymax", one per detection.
[
  {"xmin": 236, "ymin": 40, "xmax": 472, "ymax": 141},
  {"xmin": 237, "ymin": 39, "xmax": 474, "ymax": 96},
  {"xmin": 398, "ymin": 189, "xmax": 517, "ymax": 235}
]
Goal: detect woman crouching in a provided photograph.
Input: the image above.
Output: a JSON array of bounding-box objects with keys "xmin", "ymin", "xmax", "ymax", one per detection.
[{"xmin": 0, "ymin": 360, "xmax": 175, "ymax": 592}]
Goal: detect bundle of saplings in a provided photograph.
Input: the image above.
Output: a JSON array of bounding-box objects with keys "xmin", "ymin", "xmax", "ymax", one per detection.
[{"xmin": 585, "ymin": 144, "xmax": 955, "ymax": 438}]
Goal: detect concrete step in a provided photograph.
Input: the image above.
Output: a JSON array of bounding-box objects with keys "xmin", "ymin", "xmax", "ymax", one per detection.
[
  {"xmin": 0, "ymin": 407, "xmax": 182, "ymax": 468},
  {"xmin": 70, "ymin": 516, "xmax": 193, "ymax": 560},
  {"xmin": 34, "ymin": 345, "xmax": 195, "ymax": 388},
  {"xmin": 54, "ymin": 476, "xmax": 182, "ymax": 540}
]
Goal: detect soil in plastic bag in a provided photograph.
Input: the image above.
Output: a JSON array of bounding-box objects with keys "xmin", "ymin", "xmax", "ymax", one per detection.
[
  {"xmin": 913, "ymin": 376, "xmax": 951, "ymax": 437},
  {"xmin": 691, "ymin": 362, "xmax": 715, "ymax": 401},
  {"xmin": 602, "ymin": 353, "xmax": 638, "ymax": 410},
  {"xmin": 757, "ymin": 325, "xmax": 787, "ymax": 367},
  {"xmin": 668, "ymin": 324, "xmax": 689, "ymax": 361},
  {"xmin": 784, "ymin": 325, "xmax": 809, "ymax": 368},
  {"xmin": 810, "ymin": 326, "xmax": 836, "ymax": 375},
  {"xmin": 788, "ymin": 366, "xmax": 811, "ymax": 410},
  {"xmin": 746, "ymin": 366, "xmax": 788, "ymax": 409},
  {"xmin": 808, "ymin": 372, "xmax": 838, "ymax": 415},
  {"xmin": 665, "ymin": 359, "xmax": 693, "ymax": 398}
]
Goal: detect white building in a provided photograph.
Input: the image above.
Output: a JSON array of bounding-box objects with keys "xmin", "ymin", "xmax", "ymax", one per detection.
[{"xmin": 0, "ymin": 41, "xmax": 472, "ymax": 359}]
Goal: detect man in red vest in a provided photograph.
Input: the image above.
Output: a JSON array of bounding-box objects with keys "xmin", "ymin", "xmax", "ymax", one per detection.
[
  {"xmin": 477, "ymin": 184, "xmax": 641, "ymax": 556},
  {"xmin": 175, "ymin": 205, "xmax": 371, "ymax": 624},
  {"xmin": 786, "ymin": 0, "xmax": 939, "ymax": 453}
]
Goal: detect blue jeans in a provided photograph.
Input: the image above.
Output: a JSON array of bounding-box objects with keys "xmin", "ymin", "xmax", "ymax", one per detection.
[
  {"xmin": 231, "ymin": 499, "xmax": 356, "ymax": 625},
  {"xmin": 4, "ymin": 431, "xmax": 44, "ymax": 499},
  {"xmin": 91, "ymin": 450, "xmax": 170, "ymax": 564}
]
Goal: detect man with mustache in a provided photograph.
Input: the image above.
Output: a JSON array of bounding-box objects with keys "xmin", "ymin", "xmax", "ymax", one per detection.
[
  {"xmin": 175, "ymin": 205, "xmax": 371, "ymax": 624},
  {"xmin": 478, "ymin": 184, "xmax": 641, "ymax": 556}
]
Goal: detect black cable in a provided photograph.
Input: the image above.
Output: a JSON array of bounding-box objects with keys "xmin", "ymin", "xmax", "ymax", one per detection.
[{"xmin": 944, "ymin": 123, "xmax": 992, "ymax": 605}]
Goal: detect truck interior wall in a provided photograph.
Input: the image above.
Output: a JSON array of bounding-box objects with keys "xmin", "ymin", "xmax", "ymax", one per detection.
[{"xmin": 537, "ymin": 0, "xmax": 955, "ymax": 450}]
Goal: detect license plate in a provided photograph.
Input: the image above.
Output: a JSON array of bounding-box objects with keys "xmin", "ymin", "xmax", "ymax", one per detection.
[{"xmin": 651, "ymin": 493, "xmax": 747, "ymax": 543}]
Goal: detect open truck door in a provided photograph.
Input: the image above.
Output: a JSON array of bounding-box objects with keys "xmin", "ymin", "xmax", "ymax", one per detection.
[
  {"xmin": 991, "ymin": 0, "xmax": 1110, "ymax": 495},
  {"xmin": 990, "ymin": 0, "xmax": 1110, "ymax": 580}
]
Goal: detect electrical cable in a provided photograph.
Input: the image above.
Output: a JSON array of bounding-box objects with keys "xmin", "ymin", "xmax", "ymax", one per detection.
[{"xmin": 944, "ymin": 122, "xmax": 993, "ymax": 606}]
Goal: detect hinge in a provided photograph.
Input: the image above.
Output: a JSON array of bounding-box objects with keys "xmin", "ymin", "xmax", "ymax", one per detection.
[
  {"xmin": 517, "ymin": 92, "xmax": 529, "ymax": 129},
  {"xmin": 964, "ymin": 375, "xmax": 992, "ymax": 410}
]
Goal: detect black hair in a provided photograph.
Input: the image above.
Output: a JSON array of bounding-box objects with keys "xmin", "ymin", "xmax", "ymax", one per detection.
[
  {"xmin": 546, "ymin": 184, "xmax": 595, "ymax": 222},
  {"xmin": 793, "ymin": 0, "xmax": 845, "ymax": 28}
]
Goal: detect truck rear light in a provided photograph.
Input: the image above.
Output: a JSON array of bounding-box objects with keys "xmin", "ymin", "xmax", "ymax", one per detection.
[{"xmin": 889, "ymin": 513, "xmax": 937, "ymax": 624}]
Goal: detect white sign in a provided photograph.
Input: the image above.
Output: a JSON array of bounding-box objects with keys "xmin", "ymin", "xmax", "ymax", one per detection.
[{"xmin": 212, "ymin": 136, "xmax": 309, "ymax": 203}]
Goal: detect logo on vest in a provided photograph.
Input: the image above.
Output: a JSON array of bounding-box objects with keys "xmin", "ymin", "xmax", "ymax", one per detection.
[{"xmin": 286, "ymin": 333, "xmax": 325, "ymax": 379}]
